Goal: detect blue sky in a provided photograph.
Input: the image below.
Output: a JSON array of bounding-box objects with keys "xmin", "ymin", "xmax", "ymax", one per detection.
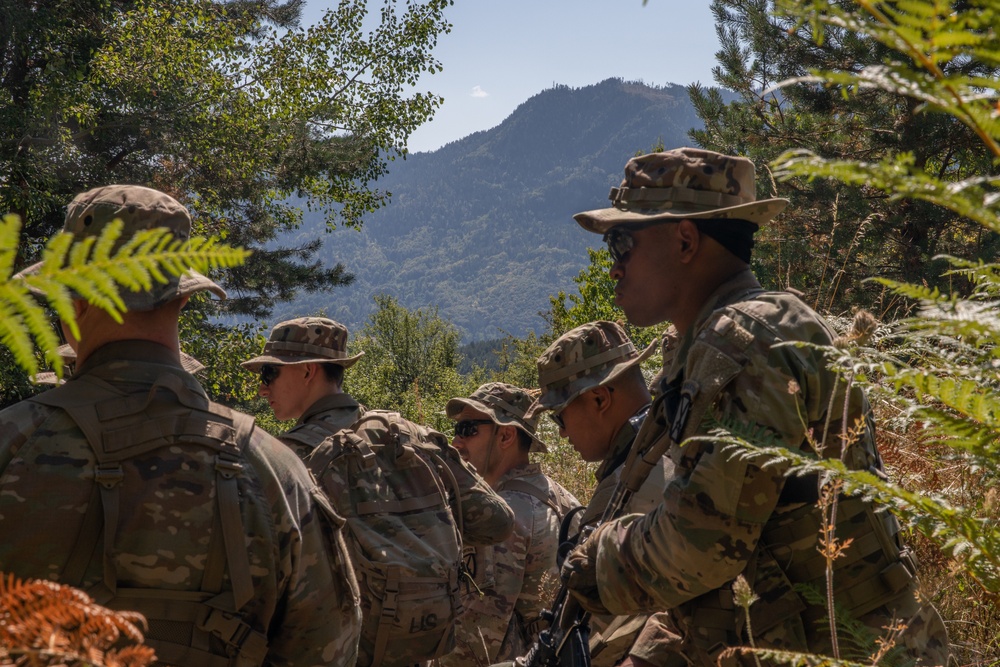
[{"xmin": 302, "ymin": 1, "xmax": 722, "ymax": 153}]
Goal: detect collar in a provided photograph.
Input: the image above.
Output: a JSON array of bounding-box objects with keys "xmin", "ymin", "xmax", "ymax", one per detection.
[
  {"xmin": 297, "ymin": 392, "xmax": 361, "ymax": 426},
  {"xmin": 596, "ymin": 403, "xmax": 650, "ymax": 481},
  {"xmin": 494, "ymin": 461, "xmax": 542, "ymax": 488},
  {"xmin": 71, "ymin": 340, "xmax": 208, "ymax": 401},
  {"xmin": 76, "ymin": 340, "xmax": 183, "ymax": 374},
  {"xmin": 667, "ymin": 267, "xmax": 763, "ymax": 383}
]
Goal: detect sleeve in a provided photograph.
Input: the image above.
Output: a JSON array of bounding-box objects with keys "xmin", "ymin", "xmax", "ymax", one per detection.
[
  {"xmin": 628, "ymin": 613, "xmax": 684, "ymax": 663},
  {"xmin": 437, "ymin": 441, "xmax": 515, "ymax": 546},
  {"xmin": 594, "ymin": 315, "xmax": 816, "ymax": 614},
  {"xmin": 513, "ymin": 491, "xmax": 564, "ymax": 641},
  {"xmin": 447, "ymin": 491, "xmax": 534, "ymax": 665},
  {"xmin": 253, "ymin": 432, "xmax": 363, "ymax": 667}
]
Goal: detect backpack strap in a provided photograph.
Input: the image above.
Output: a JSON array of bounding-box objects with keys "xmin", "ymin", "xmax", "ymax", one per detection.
[
  {"xmin": 29, "ymin": 373, "xmax": 263, "ymax": 664},
  {"xmin": 498, "ymin": 478, "xmax": 562, "ymax": 516},
  {"xmin": 367, "ymin": 443, "xmax": 465, "ymax": 667},
  {"xmin": 208, "ymin": 405, "xmax": 256, "ymax": 610}
]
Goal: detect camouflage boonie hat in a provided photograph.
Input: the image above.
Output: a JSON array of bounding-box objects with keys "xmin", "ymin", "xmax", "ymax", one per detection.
[
  {"xmin": 18, "ymin": 185, "xmax": 226, "ymax": 311},
  {"xmin": 241, "ymin": 317, "xmax": 363, "ymax": 371},
  {"xmin": 446, "ymin": 382, "xmax": 548, "ymax": 453},
  {"xmin": 574, "ymin": 147, "xmax": 789, "ymax": 234},
  {"xmin": 526, "ymin": 321, "xmax": 653, "ymax": 418}
]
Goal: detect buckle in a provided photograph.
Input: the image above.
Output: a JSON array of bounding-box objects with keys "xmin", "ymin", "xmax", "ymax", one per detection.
[{"xmin": 94, "ymin": 465, "xmax": 124, "ymax": 489}]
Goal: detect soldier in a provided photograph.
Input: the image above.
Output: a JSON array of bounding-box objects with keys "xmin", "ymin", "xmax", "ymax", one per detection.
[
  {"xmin": 439, "ymin": 382, "xmax": 580, "ymax": 666},
  {"xmin": 524, "ymin": 320, "xmax": 682, "ymax": 667},
  {"xmin": 0, "ymin": 184, "xmax": 362, "ymax": 667},
  {"xmin": 241, "ymin": 317, "xmax": 365, "ymax": 459},
  {"xmin": 559, "ymin": 148, "xmax": 950, "ymax": 665},
  {"xmin": 243, "ymin": 320, "xmax": 516, "ymax": 667},
  {"xmin": 241, "ymin": 316, "xmax": 514, "ymax": 545}
]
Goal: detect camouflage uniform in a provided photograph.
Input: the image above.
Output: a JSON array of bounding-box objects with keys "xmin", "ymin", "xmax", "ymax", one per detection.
[
  {"xmin": 32, "ymin": 343, "xmax": 206, "ymax": 386},
  {"xmin": 242, "ymin": 318, "xmax": 365, "ymax": 459},
  {"xmin": 565, "ymin": 150, "xmax": 950, "ymax": 666},
  {"xmin": 243, "ymin": 318, "xmax": 513, "ymax": 548},
  {"xmin": 2, "ymin": 185, "xmax": 362, "ymax": 667},
  {"xmin": 245, "ymin": 320, "xmax": 516, "ymax": 667},
  {"xmin": 440, "ymin": 383, "xmax": 580, "ymax": 666},
  {"xmin": 527, "ymin": 321, "xmax": 678, "ymax": 667},
  {"xmin": 281, "ymin": 393, "xmax": 363, "ymax": 459}
]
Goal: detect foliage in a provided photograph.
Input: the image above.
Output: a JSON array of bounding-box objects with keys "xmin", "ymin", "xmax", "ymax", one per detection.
[
  {"xmin": 0, "ymin": 213, "xmax": 247, "ymax": 381},
  {"xmin": 545, "ymin": 248, "xmax": 661, "ymax": 349},
  {"xmin": 0, "ymin": 572, "xmax": 156, "ymax": 667},
  {"xmin": 2, "ymin": 0, "xmax": 452, "ymax": 317},
  {"xmin": 268, "ymin": 79, "xmax": 707, "ymax": 340},
  {"xmin": 696, "ymin": 0, "xmax": 1000, "ymax": 661},
  {"xmin": 688, "ymin": 0, "xmax": 999, "ymax": 319},
  {"xmin": 348, "ymin": 294, "xmax": 480, "ymax": 433}
]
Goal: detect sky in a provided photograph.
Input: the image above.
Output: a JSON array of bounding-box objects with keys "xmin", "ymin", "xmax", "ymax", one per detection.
[{"xmin": 301, "ymin": 1, "xmax": 722, "ymax": 153}]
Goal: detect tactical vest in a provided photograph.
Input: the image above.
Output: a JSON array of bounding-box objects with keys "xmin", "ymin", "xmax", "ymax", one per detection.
[
  {"xmin": 28, "ymin": 372, "xmax": 269, "ymax": 667},
  {"xmin": 643, "ymin": 293, "xmax": 917, "ymax": 661},
  {"xmin": 304, "ymin": 410, "xmax": 465, "ymax": 667}
]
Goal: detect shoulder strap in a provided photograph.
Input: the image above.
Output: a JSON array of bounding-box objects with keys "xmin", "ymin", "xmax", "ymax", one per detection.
[
  {"xmin": 34, "ymin": 375, "xmax": 257, "ymax": 611},
  {"xmin": 281, "ymin": 421, "xmax": 337, "ymax": 449},
  {"xmin": 498, "ymin": 478, "xmax": 562, "ymax": 516}
]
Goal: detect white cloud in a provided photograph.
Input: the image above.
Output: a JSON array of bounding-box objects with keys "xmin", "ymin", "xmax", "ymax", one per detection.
[{"xmin": 470, "ymin": 85, "xmax": 489, "ymax": 98}]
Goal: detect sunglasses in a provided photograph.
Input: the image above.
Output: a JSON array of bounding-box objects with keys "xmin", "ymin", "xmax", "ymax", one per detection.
[
  {"xmin": 454, "ymin": 419, "xmax": 495, "ymax": 438},
  {"xmin": 260, "ymin": 364, "xmax": 281, "ymax": 387},
  {"xmin": 603, "ymin": 220, "xmax": 671, "ymax": 263}
]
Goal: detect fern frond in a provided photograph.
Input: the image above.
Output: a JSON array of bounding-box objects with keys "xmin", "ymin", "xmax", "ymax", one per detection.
[
  {"xmin": 773, "ymin": 150, "xmax": 1000, "ymax": 233},
  {"xmin": 0, "ymin": 215, "xmax": 22, "ymax": 280},
  {"xmin": 0, "ymin": 572, "xmax": 155, "ymax": 666},
  {"xmin": 21, "ymin": 222, "xmax": 250, "ymax": 325},
  {"xmin": 25, "ymin": 220, "xmax": 250, "ymax": 321},
  {"xmin": 0, "ymin": 214, "xmax": 248, "ymax": 378},
  {"xmin": 707, "ymin": 430, "xmax": 1000, "ymax": 591}
]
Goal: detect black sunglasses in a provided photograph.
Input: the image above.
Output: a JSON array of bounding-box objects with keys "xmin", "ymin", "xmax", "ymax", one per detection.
[
  {"xmin": 603, "ymin": 220, "xmax": 671, "ymax": 263},
  {"xmin": 454, "ymin": 419, "xmax": 495, "ymax": 438},
  {"xmin": 260, "ymin": 364, "xmax": 281, "ymax": 387}
]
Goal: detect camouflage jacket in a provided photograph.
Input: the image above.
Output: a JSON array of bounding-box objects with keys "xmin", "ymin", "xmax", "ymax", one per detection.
[
  {"xmin": 441, "ymin": 463, "xmax": 580, "ymax": 666},
  {"xmin": 579, "ymin": 408, "xmax": 679, "ymax": 667},
  {"xmin": 0, "ymin": 341, "xmax": 363, "ymax": 667},
  {"xmin": 592, "ymin": 269, "xmax": 949, "ymax": 665},
  {"xmin": 280, "ymin": 392, "xmax": 363, "ymax": 459}
]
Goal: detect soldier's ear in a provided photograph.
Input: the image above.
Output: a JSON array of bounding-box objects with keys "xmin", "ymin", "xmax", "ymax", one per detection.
[
  {"xmin": 500, "ymin": 424, "xmax": 519, "ymax": 449},
  {"xmin": 591, "ymin": 385, "xmax": 613, "ymax": 413},
  {"xmin": 676, "ymin": 219, "xmax": 701, "ymax": 262}
]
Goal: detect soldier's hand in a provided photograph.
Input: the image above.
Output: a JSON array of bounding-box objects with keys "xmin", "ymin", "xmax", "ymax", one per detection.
[{"xmin": 559, "ymin": 522, "xmax": 611, "ymax": 615}]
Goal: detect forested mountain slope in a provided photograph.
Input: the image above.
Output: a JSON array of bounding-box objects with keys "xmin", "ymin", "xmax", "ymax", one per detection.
[{"xmin": 275, "ymin": 78, "xmax": 711, "ymax": 339}]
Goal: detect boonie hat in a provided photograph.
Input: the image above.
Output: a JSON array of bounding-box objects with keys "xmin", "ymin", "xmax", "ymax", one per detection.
[
  {"xmin": 526, "ymin": 321, "xmax": 653, "ymax": 418},
  {"xmin": 241, "ymin": 317, "xmax": 363, "ymax": 371},
  {"xmin": 574, "ymin": 147, "xmax": 789, "ymax": 234},
  {"xmin": 446, "ymin": 382, "xmax": 548, "ymax": 453},
  {"xmin": 18, "ymin": 184, "xmax": 226, "ymax": 311}
]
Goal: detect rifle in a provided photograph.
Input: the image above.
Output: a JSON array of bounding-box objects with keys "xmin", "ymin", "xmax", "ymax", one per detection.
[
  {"xmin": 515, "ymin": 386, "xmax": 691, "ymax": 667},
  {"xmin": 516, "ymin": 507, "xmax": 593, "ymax": 667}
]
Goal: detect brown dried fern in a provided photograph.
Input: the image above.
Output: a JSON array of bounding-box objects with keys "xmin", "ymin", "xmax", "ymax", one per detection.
[{"xmin": 0, "ymin": 572, "xmax": 156, "ymax": 667}]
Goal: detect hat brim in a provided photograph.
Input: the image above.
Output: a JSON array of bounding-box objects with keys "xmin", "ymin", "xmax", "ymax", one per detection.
[
  {"xmin": 16, "ymin": 262, "xmax": 226, "ymax": 312},
  {"xmin": 241, "ymin": 351, "xmax": 364, "ymax": 372},
  {"xmin": 525, "ymin": 337, "xmax": 658, "ymax": 419},
  {"xmin": 446, "ymin": 397, "xmax": 548, "ymax": 453},
  {"xmin": 574, "ymin": 198, "xmax": 789, "ymax": 235}
]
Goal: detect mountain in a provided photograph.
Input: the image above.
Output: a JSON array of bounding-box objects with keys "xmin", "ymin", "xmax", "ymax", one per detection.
[{"xmin": 274, "ymin": 78, "xmax": 709, "ymax": 340}]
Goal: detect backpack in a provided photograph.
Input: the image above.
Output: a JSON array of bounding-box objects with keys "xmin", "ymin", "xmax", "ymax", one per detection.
[
  {"xmin": 304, "ymin": 410, "xmax": 465, "ymax": 667},
  {"xmin": 26, "ymin": 371, "xmax": 269, "ymax": 667}
]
